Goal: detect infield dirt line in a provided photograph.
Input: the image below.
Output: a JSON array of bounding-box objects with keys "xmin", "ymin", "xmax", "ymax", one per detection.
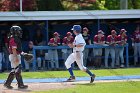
[{"xmin": 0, "ymin": 79, "xmax": 140, "ymax": 93}]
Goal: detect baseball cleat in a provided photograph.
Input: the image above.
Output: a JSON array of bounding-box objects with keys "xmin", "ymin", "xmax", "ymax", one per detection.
[
  {"xmin": 67, "ymin": 76, "xmax": 75, "ymax": 82},
  {"xmin": 4, "ymin": 84, "xmax": 13, "ymax": 89},
  {"xmin": 90, "ymin": 74, "xmax": 96, "ymax": 83},
  {"xmin": 18, "ymin": 85, "xmax": 28, "ymax": 89}
]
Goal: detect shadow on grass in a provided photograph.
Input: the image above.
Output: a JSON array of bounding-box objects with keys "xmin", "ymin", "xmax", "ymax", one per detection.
[{"xmin": 72, "ymin": 83, "xmax": 96, "ymax": 86}]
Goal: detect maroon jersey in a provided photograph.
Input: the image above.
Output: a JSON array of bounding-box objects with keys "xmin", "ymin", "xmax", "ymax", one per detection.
[
  {"xmin": 94, "ymin": 35, "xmax": 105, "ymax": 43},
  {"xmin": 107, "ymin": 35, "xmax": 117, "ymax": 42},
  {"xmin": 48, "ymin": 38, "xmax": 60, "ymax": 46},
  {"xmin": 117, "ymin": 35, "xmax": 127, "ymax": 45},
  {"xmin": 107, "ymin": 35, "xmax": 117, "ymax": 46},
  {"xmin": 9, "ymin": 37, "xmax": 21, "ymax": 54},
  {"xmin": 132, "ymin": 31, "xmax": 140, "ymax": 43},
  {"xmin": 62, "ymin": 36, "xmax": 74, "ymax": 45}
]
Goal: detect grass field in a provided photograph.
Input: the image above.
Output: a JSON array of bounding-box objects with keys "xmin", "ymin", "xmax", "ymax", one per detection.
[
  {"xmin": 0, "ymin": 68, "xmax": 140, "ymax": 79},
  {"xmin": 32, "ymin": 81, "xmax": 140, "ymax": 93}
]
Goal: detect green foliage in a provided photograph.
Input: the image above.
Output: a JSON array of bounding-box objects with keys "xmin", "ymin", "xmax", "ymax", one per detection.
[
  {"xmin": 36, "ymin": 0, "xmax": 64, "ymax": 11},
  {"xmin": 0, "ymin": 0, "xmax": 139, "ymax": 11}
]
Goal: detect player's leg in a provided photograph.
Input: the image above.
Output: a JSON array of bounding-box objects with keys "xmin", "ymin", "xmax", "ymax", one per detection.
[
  {"xmin": 65, "ymin": 53, "xmax": 75, "ymax": 81},
  {"xmin": 134, "ymin": 43, "xmax": 139, "ymax": 65},
  {"xmin": 14, "ymin": 55, "xmax": 28, "ymax": 89},
  {"xmin": 120, "ymin": 47, "xmax": 125, "ymax": 68},
  {"xmin": 4, "ymin": 54, "xmax": 16, "ymax": 89},
  {"xmin": 110, "ymin": 48, "xmax": 115, "ymax": 68},
  {"xmin": 138, "ymin": 43, "xmax": 140, "ymax": 64},
  {"xmin": 104, "ymin": 48, "xmax": 110, "ymax": 68},
  {"xmin": 15, "ymin": 64, "xmax": 28, "ymax": 89},
  {"xmin": 37, "ymin": 57, "xmax": 42, "ymax": 70},
  {"xmin": 24, "ymin": 59, "xmax": 29, "ymax": 72},
  {"xmin": 75, "ymin": 52, "xmax": 95, "ymax": 83},
  {"xmin": 0, "ymin": 52, "xmax": 2, "ymax": 72},
  {"xmin": 115, "ymin": 48, "xmax": 120, "ymax": 66},
  {"xmin": 54, "ymin": 49, "xmax": 59, "ymax": 69}
]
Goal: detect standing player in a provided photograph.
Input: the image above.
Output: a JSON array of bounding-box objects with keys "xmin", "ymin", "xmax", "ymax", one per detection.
[
  {"xmin": 116, "ymin": 29, "xmax": 127, "ymax": 68},
  {"xmin": 48, "ymin": 32, "xmax": 60, "ymax": 70},
  {"xmin": 93, "ymin": 30, "xmax": 105, "ymax": 68},
  {"xmin": 131, "ymin": 26, "xmax": 140, "ymax": 66},
  {"xmin": 65, "ymin": 25, "xmax": 95, "ymax": 83},
  {"xmin": 4, "ymin": 26, "xmax": 28, "ymax": 89},
  {"xmin": 105, "ymin": 30, "xmax": 117, "ymax": 68},
  {"xmin": 82, "ymin": 27, "xmax": 91, "ymax": 66}
]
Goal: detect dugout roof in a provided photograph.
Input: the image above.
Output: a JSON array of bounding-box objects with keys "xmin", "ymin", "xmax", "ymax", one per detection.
[{"xmin": 0, "ymin": 10, "xmax": 140, "ymax": 21}]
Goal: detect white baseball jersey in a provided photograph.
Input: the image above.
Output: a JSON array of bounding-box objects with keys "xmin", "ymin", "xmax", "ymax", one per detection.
[
  {"xmin": 65, "ymin": 33, "xmax": 87, "ymax": 71},
  {"xmin": 73, "ymin": 34, "xmax": 86, "ymax": 52}
]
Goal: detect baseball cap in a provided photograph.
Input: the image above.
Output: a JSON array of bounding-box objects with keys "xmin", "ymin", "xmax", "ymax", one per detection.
[
  {"xmin": 66, "ymin": 32, "xmax": 72, "ymax": 36},
  {"xmin": 71, "ymin": 25, "xmax": 81, "ymax": 32},
  {"xmin": 83, "ymin": 27, "xmax": 89, "ymax": 32},
  {"xmin": 120, "ymin": 29, "xmax": 127, "ymax": 34},
  {"xmin": 111, "ymin": 30, "xmax": 117, "ymax": 34},
  {"xmin": 53, "ymin": 32, "xmax": 60, "ymax": 36}
]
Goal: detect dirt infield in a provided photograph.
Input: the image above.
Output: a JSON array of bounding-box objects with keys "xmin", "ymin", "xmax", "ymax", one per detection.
[{"xmin": 0, "ymin": 79, "xmax": 140, "ymax": 93}]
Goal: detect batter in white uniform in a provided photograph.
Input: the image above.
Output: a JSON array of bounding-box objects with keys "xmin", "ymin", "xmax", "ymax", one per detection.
[{"xmin": 65, "ymin": 25, "xmax": 95, "ymax": 83}]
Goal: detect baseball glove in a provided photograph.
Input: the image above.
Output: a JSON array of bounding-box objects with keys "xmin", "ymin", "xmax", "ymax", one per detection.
[{"xmin": 24, "ymin": 53, "xmax": 34, "ymax": 63}]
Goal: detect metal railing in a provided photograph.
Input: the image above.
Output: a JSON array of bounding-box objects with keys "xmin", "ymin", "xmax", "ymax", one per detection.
[{"xmin": 32, "ymin": 44, "xmax": 129, "ymax": 71}]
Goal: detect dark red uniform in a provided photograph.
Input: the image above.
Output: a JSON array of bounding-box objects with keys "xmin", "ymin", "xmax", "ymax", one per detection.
[
  {"xmin": 117, "ymin": 35, "xmax": 127, "ymax": 46},
  {"xmin": 94, "ymin": 35, "xmax": 105, "ymax": 43},
  {"xmin": 132, "ymin": 31, "xmax": 140, "ymax": 43},
  {"xmin": 9, "ymin": 37, "xmax": 21, "ymax": 54},
  {"xmin": 48, "ymin": 38, "xmax": 61, "ymax": 46},
  {"xmin": 107, "ymin": 35, "xmax": 117, "ymax": 46},
  {"xmin": 62, "ymin": 36, "xmax": 74, "ymax": 45}
]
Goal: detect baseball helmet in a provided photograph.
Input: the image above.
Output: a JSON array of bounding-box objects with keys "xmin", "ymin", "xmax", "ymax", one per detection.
[
  {"xmin": 71, "ymin": 25, "xmax": 81, "ymax": 33},
  {"xmin": 10, "ymin": 26, "xmax": 22, "ymax": 37}
]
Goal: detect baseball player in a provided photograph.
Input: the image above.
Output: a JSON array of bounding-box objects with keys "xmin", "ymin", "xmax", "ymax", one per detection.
[
  {"xmin": 116, "ymin": 29, "xmax": 127, "ymax": 68},
  {"xmin": 62, "ymin": 32, "xmax": 74, "ymax": 62},
  {"xmin": 65, "ymin": 25, "xmax": 95, "ymax": 83},
  {"xmin": 48, "ymin": 32, "xmax": 60, "ymax": 70},
  {"xmin": 93, "ymin": 30, "xmax": 105, "ymax": 68},
  {"xmin": 82, "ymin": 27, "xmax": 91, "ymax": 66},
  {"xmin": 131, "ymin": 26, "xmax": 140, "ymax": 66},
  {"xmin": 4, "ymin": 26, "xmax": 28, "ymax": 89},
  {"xmin": 105, "ymin": 30, "xmax": 117, "ymax": 68}
]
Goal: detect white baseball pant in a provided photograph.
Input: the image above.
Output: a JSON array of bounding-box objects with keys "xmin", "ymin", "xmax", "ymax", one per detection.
[{"xmin": 65, "ymin": 51, "xmax": 86, "ymax": 71}]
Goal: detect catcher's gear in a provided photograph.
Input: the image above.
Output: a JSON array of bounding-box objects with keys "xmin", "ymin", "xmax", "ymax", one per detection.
[
  {"xmin": 23, "ymin": 53, "xmax": 34, "ymax": 63},
  {"xmin": 10, "ymin": 26, "xmax": 22, "ymax": 38}
]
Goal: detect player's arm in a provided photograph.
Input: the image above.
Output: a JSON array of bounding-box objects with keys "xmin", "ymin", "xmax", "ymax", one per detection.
[{"xmin": 68, "ymin": 43, "xmax": 84, "ymax": 48}]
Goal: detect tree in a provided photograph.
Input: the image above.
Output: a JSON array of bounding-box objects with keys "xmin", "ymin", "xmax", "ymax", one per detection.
[
  {"xmin": 36, "ymin": 0, "xmax": 64, "ymax": 11},
  {"xmin": 0, "ymin": 0, "xmax": 37, "ymax": 11},
  {"xmin": 129, "ymin": 0, "xmax": 140, "ymax": 9}
]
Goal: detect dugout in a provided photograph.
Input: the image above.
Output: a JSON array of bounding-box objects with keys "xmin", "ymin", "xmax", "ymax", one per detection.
[{"xmin": 0, "ymin": 10, "xmax": 140, "ymax": 70}]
